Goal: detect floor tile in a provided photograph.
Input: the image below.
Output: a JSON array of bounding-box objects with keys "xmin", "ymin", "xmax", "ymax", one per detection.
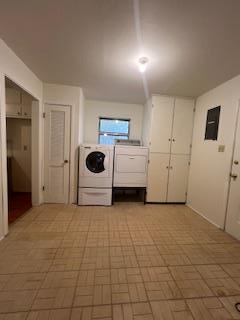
[
  {"xmin": 27, "ymin": 309, "xmax": 71, "ymax": 320},
  {"xmin": 151, "ymin": 300, "xmax": 193, "ymax": 320},
  {"xmin": 0, "ymin": 290, "xmax": 36, "ymax": 313},
  {"xmin": 31, "ymin": 288, "xmax": 74, "ymax": 310},
  {"xmin": 187, "ymin": 297, "xmax": 233, "ymax": 320}
]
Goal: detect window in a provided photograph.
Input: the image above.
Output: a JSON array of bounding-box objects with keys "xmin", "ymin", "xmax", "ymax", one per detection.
[{"xmin": 98, "ymin": 118, "xmax": 130, "ymax": 144}]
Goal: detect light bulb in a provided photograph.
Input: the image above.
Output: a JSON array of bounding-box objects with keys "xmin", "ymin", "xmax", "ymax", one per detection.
[{"xmin": 138, "ymin": 57, "xmax": 149, "ymax": 73}]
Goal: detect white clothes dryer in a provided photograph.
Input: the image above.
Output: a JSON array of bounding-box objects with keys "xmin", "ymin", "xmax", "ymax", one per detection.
[{"xmin": 78, "ymin": 144, "xmax": 114, "ymax": 205}]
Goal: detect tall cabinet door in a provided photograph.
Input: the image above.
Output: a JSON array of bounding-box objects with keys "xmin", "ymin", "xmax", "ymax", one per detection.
[
  {"xmin": 150, "ymin": 96, "xmax": 174, "ymax": 153},
  {"xmin": 167, "ymin": 154, "xmax": 190, "ymax": 202},
  {"xmin": 147, "ymin": 153, "xmax": 170, "ymax": 202},
  {"xmin": 171, "ymin": 98, "xmax": 195, "ymax": 154}
]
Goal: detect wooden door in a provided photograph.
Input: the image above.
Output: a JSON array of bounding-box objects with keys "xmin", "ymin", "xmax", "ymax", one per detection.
[{"xmin": 44, "ymin": 104, "xmax": 71, "ymax": 203}]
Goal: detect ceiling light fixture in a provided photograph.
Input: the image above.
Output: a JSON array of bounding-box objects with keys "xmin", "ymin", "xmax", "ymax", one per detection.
[{"xmin": 138, "ymin": 56, "xmax": 149, "ymax": 73}]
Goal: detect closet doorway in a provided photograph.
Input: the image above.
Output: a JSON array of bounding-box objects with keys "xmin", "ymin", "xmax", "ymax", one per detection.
[{"xmin": 5, "ymin": 78, "xmax": 36, "ymax": 223}]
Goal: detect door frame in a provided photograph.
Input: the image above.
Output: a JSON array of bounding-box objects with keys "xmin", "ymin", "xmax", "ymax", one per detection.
[
  {"xmin": 0, "ymin": 74, "xmax": 42, "ymax": 237},
  {"xmin": 223, "ymin": 100, "xmax": 240, "ymax": 231},
  {"xmin": 43, "ymin": 103, "xmax": 72, "ymax": 204}
]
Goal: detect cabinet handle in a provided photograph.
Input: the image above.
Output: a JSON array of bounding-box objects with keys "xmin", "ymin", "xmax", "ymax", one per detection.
[
  {"xmin": 166, "ymin": 166, "xmax": 169, "ymax": 169},
  {"xmin": 18, "ymin": 112, "xmax": 21, "ymax": 115},
  {"xmin": 168, "ymin": 138, "xmax": 171, "ymax": 141},
  {"xmin": 172, "ymin": 139, "xmax": 175, "ymax": 142},
  {"xmin": 24, "ymin": 112, "xmax": 27, "ymax": 115},
  {"xmin": 170, "ymin": 166, "xmax": 173, "ymax": 169}
]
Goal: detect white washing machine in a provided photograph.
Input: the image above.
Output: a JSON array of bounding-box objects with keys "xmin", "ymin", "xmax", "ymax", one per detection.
[{"xmin": 78, "ymin": 144, "xmax": 114, "ymax": 205}]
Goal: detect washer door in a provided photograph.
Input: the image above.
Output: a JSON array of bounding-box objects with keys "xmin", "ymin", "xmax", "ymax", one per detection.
[{"xmin": 86, "ymin": 151, "xmax": 105, "ymax": 173}]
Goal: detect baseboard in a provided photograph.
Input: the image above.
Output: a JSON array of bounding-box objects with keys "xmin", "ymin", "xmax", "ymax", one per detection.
[
  {"xmin": 186, "ymin": 203, "xmax": 222, "ymax": 229},
  {"xmin": 146, "ymin": 202, "xmax": 186, "ymax": 205}
]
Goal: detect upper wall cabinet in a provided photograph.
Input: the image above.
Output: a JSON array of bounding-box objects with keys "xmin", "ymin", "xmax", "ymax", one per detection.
[
  {"xmin": 21, "ymin": 92, "xmax": 32, "ymax": 118},
  {"xmin": 171, "ymin": 98, "xmax": 195, "ymax": 155},
  {"xmin": 6, "ymin": 88, "xmax": 32, "ymax": 119},
  {"xmin": 6, "ymin": 88, "xmax": 21, "ymax": 104},
  {"xmin": 149, "ymin": 96, "xmax": 194, "ymax": 155},
  {"xmin": 150, "ymin": 96, "xmax": 174, "ymax": 153}
]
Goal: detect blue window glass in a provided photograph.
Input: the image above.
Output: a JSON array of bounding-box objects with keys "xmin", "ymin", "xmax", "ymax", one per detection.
[{"xmin": 99, "ymin": 118, "xmax": 130, "ymax": 145}]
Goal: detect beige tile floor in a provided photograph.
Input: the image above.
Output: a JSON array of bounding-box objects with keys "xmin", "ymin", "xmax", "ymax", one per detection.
[{"xmin": 0, "ymin": 203, "xmax": 240, "ymax": 319}]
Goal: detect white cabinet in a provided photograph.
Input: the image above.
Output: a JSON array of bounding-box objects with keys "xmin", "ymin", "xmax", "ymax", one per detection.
[
  {"xmin": 146, "ymin": 95, "xmax": 194, "ymax": 203},
  {"xmin": 21, "ymin": 104, "xmax": 31, "ymax": 118},
  {"xmin": 6, "ymin": 88, "xmax": 21, "ymax": 104},
  {"xmin": 6, "ymin": 88, "xmax": 32, "ymax": 119},
  {"xmin": 167, "ymin": 155, "xmax": 190, "ymax": 202},
  {"xmin": 171, "ymin": 98, "xmax": 194, "ymax": 155},
  {"xmin": 150, "ymin": 96, "xmax": 174, "ymax": 153},
  {"xmin": 147, "ymin": 153, "xmax": 170, "ymax": 202},
  {"xmin": 6, "ymin": 103, "xmax": 22, "ymax": 117},
  {"xmin": 21, "ymin": 92, "xmax": 32, "ymax": 118}
]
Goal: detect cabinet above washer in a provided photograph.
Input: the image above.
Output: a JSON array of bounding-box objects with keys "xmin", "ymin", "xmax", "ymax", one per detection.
[{"xmin": 5, "ymin": 88, "xmax": 33, "ymax": 119}]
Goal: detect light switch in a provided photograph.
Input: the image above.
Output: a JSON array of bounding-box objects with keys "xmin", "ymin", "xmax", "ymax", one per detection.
[{"xmin": 218, "ymin": 145, "xmax": 225, "ymax": 152}]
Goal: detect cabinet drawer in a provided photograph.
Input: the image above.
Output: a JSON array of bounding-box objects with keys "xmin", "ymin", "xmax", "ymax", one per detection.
[
  {"xmin": 78, "ymin": 188, "xmax": 112, "ymax": 206},
  {"xmin": 115, "ymin": 154, "xmax": 147, "ymax": 173}
]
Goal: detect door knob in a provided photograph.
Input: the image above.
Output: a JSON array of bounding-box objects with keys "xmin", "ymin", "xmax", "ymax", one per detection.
[
  {"xmin": 230, "ymin": 173, "xmax": 238, "ymax": 180},
  {"xmin": 234, "ymin": 160, "xmax": 239, "ymax": 165},
  {"xmin": 64, "ymin": 160, "xmax": 69, "ymax": 164}
]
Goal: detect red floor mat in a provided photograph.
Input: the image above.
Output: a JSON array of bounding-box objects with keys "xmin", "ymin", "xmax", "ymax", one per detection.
[{"xmin": 8, "ymin": 192, "xmax": 32, "ymax": 223}]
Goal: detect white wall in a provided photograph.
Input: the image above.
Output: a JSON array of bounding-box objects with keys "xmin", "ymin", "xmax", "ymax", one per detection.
[
  {"xmin": 43, "ymin": 83, "xmax": 84, "ymax": 203},
  {"xmin": 79, "ymin": 90, "xmax": 85, "ymax": 144},
  {"xmin": 6, "ymin": 118, "xmax": 31, "ymax": 192},
  {"xmin": 0, "ymin": 39, "xmax": 43, "ymax": 237},
  {"xmin": 84, "ymin": 100, "xmax": 144, "ymax": 143},
  {"xmin": 187, "ymin": 75, "xmax": 240, "ymax": 228}
]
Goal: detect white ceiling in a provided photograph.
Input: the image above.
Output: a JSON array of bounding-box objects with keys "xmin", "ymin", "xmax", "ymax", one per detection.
[{"xmin": 0, "ymin": 0, "xmax": 240, "ymax": 104}]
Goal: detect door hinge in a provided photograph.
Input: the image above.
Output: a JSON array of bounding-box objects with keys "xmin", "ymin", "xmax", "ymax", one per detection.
[
  {"xmin": 188, "ymin": 161, "xmax": 191, "ymax": 166},
  {"xmin": 148, "ymin": 160, "xmax": 150, "ymax": 164},
  {"xmin": 185, "ymin": 192, "xmax": 188, "ymax": 196},
  {"xmin": 43, "ymin": 112, "xmax": 46, "ymax": 118},
  {"xmin": 193, "ymin": 108, "xmax": 196, "ymax": 112},
  {"xmin": 190, "ymin": 144, "xmax": 192, "ymax": 149},
  {"xmin": 149, "ymin": 142, "xmax": 151, "ymax": 146},
  {"xmin": 152, "ymin": 104, "xmax": 154, "ymax": 108},
  {"xmin": 42, "ymin": 186, "xmax": 45, "ymax": 191}
]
